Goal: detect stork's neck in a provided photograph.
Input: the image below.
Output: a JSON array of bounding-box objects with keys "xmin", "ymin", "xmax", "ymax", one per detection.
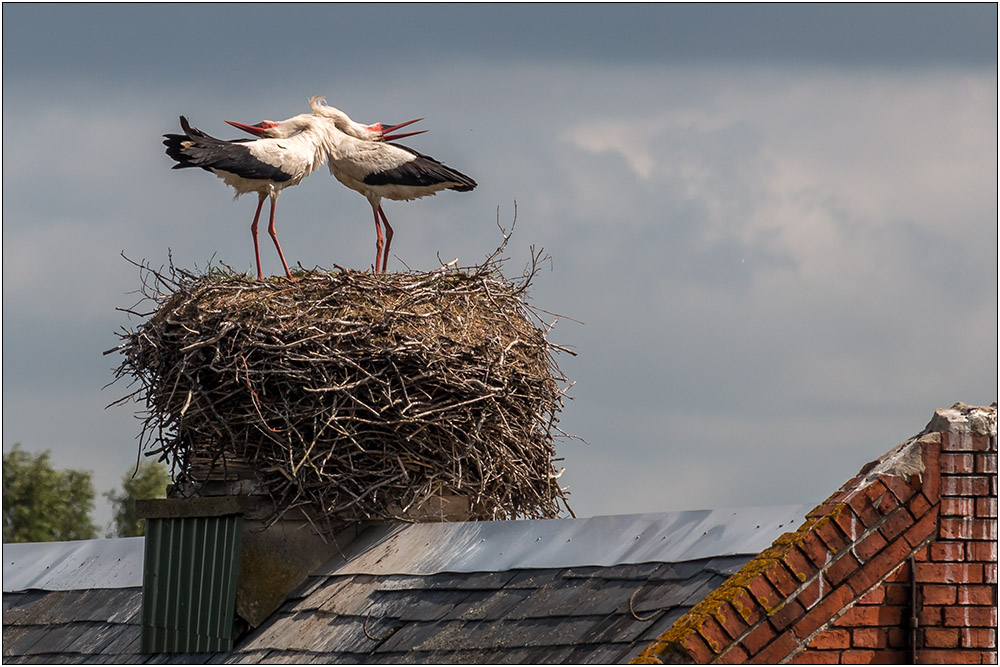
[
  {"xmin": 309, "ymin": 100, "xmax": 373, "ymax": 139},
  {"xmin": 278, "ymin": 114, "xmax": 341, "ymax": 173}
]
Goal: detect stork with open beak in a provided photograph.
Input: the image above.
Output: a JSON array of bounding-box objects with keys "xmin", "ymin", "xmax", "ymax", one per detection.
[
  {"xmin": 304, "ymin": 98, "xmax": 478, "ymax": 273},
  {"xmin": 163, "ymin": 112, "xmax": 341, "ymax": 280}
]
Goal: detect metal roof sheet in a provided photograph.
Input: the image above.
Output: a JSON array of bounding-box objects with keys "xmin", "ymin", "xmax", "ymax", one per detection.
[
  {"xmin": 2, "ymin": 537, "xmax": 144, "ymax": 592},
  {"xmin": 2, "ymin": 505, "xmax": 807, "ymax": 592},
  {"xmin": 318, "ymin": 504, "xmax": 806, "ymax": 576}
]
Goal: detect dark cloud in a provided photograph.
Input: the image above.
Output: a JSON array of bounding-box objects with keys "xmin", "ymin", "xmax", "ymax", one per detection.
[{"xmin": 3, "ymin": 3, "xmax": 995, "ymax": 90}]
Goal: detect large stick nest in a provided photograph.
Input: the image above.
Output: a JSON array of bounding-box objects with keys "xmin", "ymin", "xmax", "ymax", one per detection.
[{"xmin": 108, "ymin": 240, "xmax": 574, "ymax": 524}]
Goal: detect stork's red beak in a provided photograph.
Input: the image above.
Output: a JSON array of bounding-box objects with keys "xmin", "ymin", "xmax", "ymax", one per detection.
[
  {"xmin": 225, "ymin": 120, "xmax": 272, "ymax": 137},
  {"xmin": 378, "ymin": 118, "xmax": 427, "ymax": 142}
]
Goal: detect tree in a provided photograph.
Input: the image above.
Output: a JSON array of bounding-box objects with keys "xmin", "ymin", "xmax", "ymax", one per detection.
[
  {"xmin": 3, "ymin": 443, "xmax": 99, "ymax": 543},
  {"xmin": 105, "ymin": 461, "xmax": 170, "ymax": 537}
]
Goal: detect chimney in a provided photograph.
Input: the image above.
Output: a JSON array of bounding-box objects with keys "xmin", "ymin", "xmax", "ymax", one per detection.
[{"xmin": 135, "ymin": 465, "xmax": 362, "ymax": 653}]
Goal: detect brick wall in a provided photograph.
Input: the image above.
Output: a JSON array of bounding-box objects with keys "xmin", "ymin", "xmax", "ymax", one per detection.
[
  {"xmin": 633, "ymin": 403, "xmax": 997, "ymax": 665},
  {"xmin": 908, "ymin": 407, "xmax": 997, "ymax": 663}
]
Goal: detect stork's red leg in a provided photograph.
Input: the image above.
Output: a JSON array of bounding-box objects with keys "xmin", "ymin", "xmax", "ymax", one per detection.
[
  {"xmin": 377, "ymin": 205, "xmax": 394, "ymax": 274},
  {"xmin": 266, "ymin": 196, "xmax": 294, "ymax": 281},
  {"xmin": 372, "ymin": 207, "xmax": 385, "ymax": 274},
  {"xmin": 250, "ymin": 194, "xmax": 267, "ymax": 280}
]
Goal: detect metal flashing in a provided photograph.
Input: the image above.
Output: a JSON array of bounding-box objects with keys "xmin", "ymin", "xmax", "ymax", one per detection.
[
  {"xmin": 3, "ymin": 537, "xmax": 145, "ymax": 592},
  {"xmin": 317, "ymin": 504, "xmax": 807, "ymax": 576}
]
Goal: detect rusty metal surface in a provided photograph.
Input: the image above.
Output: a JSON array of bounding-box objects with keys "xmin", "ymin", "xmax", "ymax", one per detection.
[{"xmin": 318, "ymin": 504, "xmax": 807, "ymax": 576}]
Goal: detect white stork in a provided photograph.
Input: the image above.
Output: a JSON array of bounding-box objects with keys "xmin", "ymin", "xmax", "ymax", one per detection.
[
  {"xmin": 164, "ymin": 113, "xmax": 340, "ymax": 280},
  {"xmin": 306, "ymin": 98, "xmax": 477, "ymax": 273}
]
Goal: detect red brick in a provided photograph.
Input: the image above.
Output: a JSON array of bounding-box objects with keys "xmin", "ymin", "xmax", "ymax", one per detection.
[
  {"xmin": 919, "ymin": 605, "xmax": 943, "ymax": 626},
  {"xmin": 853, "ymin": 529, "xmax": 888, "ymax": 561},
  {"xmin": 940, "ymin": 517, "xmax": 997, "ymax": 540},
  {"xmin": 801, "ymin": 532, "xmax": 835, "ymax": 569},
  {"xmin": 976, "ymin": 496, "xmax": 997, "ymax": 518},
  {"xmin": 741, "ymin": 621, "xmax": 777, "ymax": 655},
  {"xmin": 856, "ymin": 585, "xmax": 884, "ymax": 605},
  {"xmin": 986, "ymin": 562, "xmax": 997, "ymax": 584},
  {"xmin": 793, "ymin": 584, "xmax": 854, "ymax": 639},
  {"xmin": 943, "ymin": 605, "xmax": 997, "ymax": 627},
  {"xmin": 924, "ymin": 627, "xmax": 961, "ymax": 648},
  {"xmin": 882, "ymin": 559, "xmax": 912, "ymax": 583},
  {"xmin": 796, "ymin": 576, "xmax": 823, "ymax": 611},
  {"xmin": 847, "ymin": 538, "xmax": 913, "ymax": 594},
  {"xmin": 922, "ymin": 584, "xmax": 958, "ymax": 605},
  {"xmin": 814, "ymin": 520, "xmax": 851, "ymax": 556},
  {"xmin": 975, "ymin": 452, "xmax": 997, "ymax": 474},
  {"xmin": 851, "ymin": 627, "xmax": 888, "ymax": 648},
  {"xmin": 914, "ymin": 561, "xmax": 984, "ymax": 584},
  {"xmin": 960, "ymin": 627, "xmax": 997, "ymax": 649},
  {"xmin": 918, "ymin": 649, "xmax": 989, "ymax": 663},
  {"xmin": 881, "ymin": 474, "xmax": 916, "ymax": 505},
  {"xmin": 713, "ymin": 601, "xmax": 751, "ymax": 641},
  {"xmin": 941, "ymin": 432, "xmax": 990, "ymax": 452},
  {"xmin": 908, "ymin": 492, "xmax": 932, "ymax": 518},
  {"xmin": 872, "ymin": 489, "xmax": 901, "ymax": 515},
  {"xmin": 696, "ymin": 615, "xmax": 730, "ymax": 654},
  {"xmin": 921, "ymin": 444, "xmax": 941, "ymax": 501},
  {"xmin": 808, "ymin": 628, "xmax": 850, "ymax": 650},
  {"xmin": 714, "ymin": 644, "xmax": 750, "ymax": 664},
  {"xmin": 882, "ymin": 583, "xmax": 908, "ymax": 606},
  {"xmin": 791, "ymin": 649, "xmax": 841, "ymax": 664},
  {"xmin": 729, "ymin": 586, "xmax": 767, "ymax": 627},
  {"xmin": 966, "ymin": 540, "xmax": 997, "ymax": 562},
  {"xmin": 878, "ymin": 507, "xmax": 915, "ymax": 541},
  {"xmin": 834, "ymin": 604, "xmax": 904, "ymax": 627},
  {"xmin": 747, "ymin": 574, "xmax": 784, "ymax": 613},
  {"xmin": 825, "ymin": 552, "xmax": 861, "ymax": 587},
  {"xmin": 679, "ymin": 631, "xmax": 716, "ymax": 663},
  {"xmin": 941, "ymin": 453, "xmax": 976, "ymax": 474},
  {"xmin": 841, "ymin": 648, "xmax": 907, "ymax": 663},
  {"xmin": 941, "ymin": 475, "xmax": 991, "ymax": 496},
  {"xmin": 832, "ymin": 506, "xmax": 865, "ymax": 542},
  {"xmin": 783, "ymin": 546, "xmax": 818, "ymax": 583},
  {"xmin": 929, "ymin": 541, "xmax": 965, "ymax": 562},
  {"xmin": 956, "ymin": 584, "xmax": 994, "ymax": 605},
  {"xmin": 902, "ymin": 507, "xmax": 939, "ymax": 548},
  {"xmin": 848, "ymin": 489, "xmax": 886, "ymax": 528},
  {"xmin": 941, "ymin": 496, "xmax": 975, "ymax": 516},
  {"xmin": 770, "ymin": 598, "xmax": 806, "ymax": 632},
  {"xmin": 751, "ymin": 629, "xmax": 799, "ymax": 665},
  {"xmin": 766, "ymin": 562, "xmax": 803, "ymax": 598}
]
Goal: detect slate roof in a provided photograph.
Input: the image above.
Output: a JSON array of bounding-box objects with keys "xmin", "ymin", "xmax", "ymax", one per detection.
[{"xmin": 3, "ymin": 506, "xmax": 808, "ymax": 664}]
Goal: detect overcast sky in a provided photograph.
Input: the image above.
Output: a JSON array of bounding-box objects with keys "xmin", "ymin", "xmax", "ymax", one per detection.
[{"xmin": 3, "ymin": 3, "xmax": 997, "ymax": 529}]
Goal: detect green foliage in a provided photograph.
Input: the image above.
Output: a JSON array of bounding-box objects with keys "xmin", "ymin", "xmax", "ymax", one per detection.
[
  {"xmin": 3, "ymin": 443, "xmax": 99, "ymax": 543},
  {"xmin": 105, "ymin": 461, "xmax": 170, "ymax": 537}
]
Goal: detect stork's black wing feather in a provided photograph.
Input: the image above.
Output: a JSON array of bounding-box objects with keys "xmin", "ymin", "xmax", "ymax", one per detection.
[{"xmin": 363, "ymin": 145, "xmax": 477, "ymax": 192}]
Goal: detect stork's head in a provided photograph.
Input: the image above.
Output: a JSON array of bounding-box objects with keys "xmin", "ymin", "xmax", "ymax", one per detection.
[
  {"xmin": 225, "ymin": 119, "xmax": 289, "ymax": 139},
  {"xmin": 226, "ymin": 113, "xmax": 318, "ymax": 139}
]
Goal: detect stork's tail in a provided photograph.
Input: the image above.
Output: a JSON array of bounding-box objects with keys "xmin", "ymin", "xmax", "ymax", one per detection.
[
  {"xmin": 163, "ymin": 116, "xmax": 197, "ymax": 169},
  {"xmin": 163, "ymin": 116, "xmax": 239, "ymax": 169}
]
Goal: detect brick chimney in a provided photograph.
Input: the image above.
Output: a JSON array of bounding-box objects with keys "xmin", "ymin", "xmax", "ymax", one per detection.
[{"xmin": 634, "ymin": 402, "xmax": 997, "ymax": 664}]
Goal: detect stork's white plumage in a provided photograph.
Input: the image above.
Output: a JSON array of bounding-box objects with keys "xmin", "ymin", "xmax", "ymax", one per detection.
[
  {"xmin": 308, "ymin": 98, "xmax": 477, "ymax": 273},
  {"xmin": 163, "ymin": 113, "xmax": 339, "ymax": 280}
]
